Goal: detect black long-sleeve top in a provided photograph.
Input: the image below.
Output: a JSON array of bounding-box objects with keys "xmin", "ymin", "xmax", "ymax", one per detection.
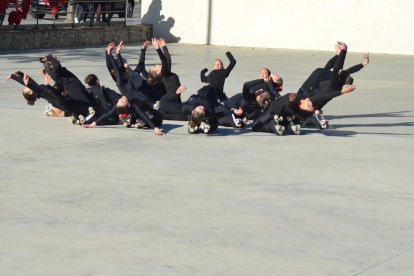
[
  {"xmin": 109, "ymin": 52, "xmax": 159, "ymax": 130},
  {"xmin": 157, "ymin": 46, "xmax": 182, "ymax": 104},
  {"xmin": 10, "ymin": 72, "xmax": 67, "ymax": 111},
  {"xmin": 181, "ymin": 94, "xmax": 219, "ymax": 133},
  {"xmin": 252, "ymin": 93, "xmax": 302, "ymax": 128},
  {"xmin": 44, "ymin": 55, "xmax": 94, "ymax": 108},
  {"xmin": 200, "ymin": 52, "xmax": 236, "ymax": 100}
]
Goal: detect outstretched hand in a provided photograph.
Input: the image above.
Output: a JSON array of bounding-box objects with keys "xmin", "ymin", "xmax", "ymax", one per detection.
[
  {"xmin": 107, "ymin": 42, "xmax": 115, "ymax": 54},
  {"xmin": 362, "ymin": 53, "xmax": 369, "ymax": 66},
  {"xmin": 116, "ymin": 41, "xmax": 124, "ymax": 54},
  {"xmin": 151, "ymin": 38, "xmax": 160, "ymax": 49},
  {"xmin": 176, "ymin": 85, "xmax": 186, "ymax": 94},
  {"xmin": 341, "ymin": 84, "xmax": 356, "ymax": 94},
  {"xmin": 142, "ymin": 40, "xmax": 151, "ymax": 49},
  {"xmin": 23, "ymin": 73, "xmax": 30, "ymax": 86},
  {"xmin": 158, "ymin": 38, "xmax": 166, "ymax": 47},
  {"xmin": 81, "ymin": 122, "xmax": 97, "ymax": 128},
  {"xmin": 153, "ymin": 127, "xmax": 165, "ymax": 136}
]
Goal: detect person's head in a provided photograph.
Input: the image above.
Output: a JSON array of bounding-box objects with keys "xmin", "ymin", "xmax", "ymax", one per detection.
[
  {"xmin": 259, "ymin": 68, "xmax": 271, "ymax": 79},
  {"xmin": 213, "ymin": 59, "xmax": 223, "ymax": 70},
  {"xmin": 116, "ymin": 96, "xmax": 130, "ymax": 114},
  {"xmin": 299, "ymin": 97, "xmax": 315, "ymax": 113},
  {"xmin": 255, "ymin": 90, "xmax": 272, "ymax": 108},
  {"xmin": 338, "ymin": 70, "xmax": 353, "ymax": 85},
  {"xmin": 148, "ymin": 64, "xmax": 163, "ymax": 83},
  {"xmin": 84, "ymin": 74, "xmax": 99, "ymax": 87},
  {"xmin": 189, "ymin": 105, "xmax": 205, "ymax": 127},
  {"xmin": 22, "ymin": 87, "xmax": 36, "ymax": 105},
  {"xmin": 272, "ymin": 74, "xmax": 283, "ymax": 87}
]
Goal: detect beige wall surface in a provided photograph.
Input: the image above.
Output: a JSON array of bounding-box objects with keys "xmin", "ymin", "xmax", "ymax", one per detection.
[{"xmin": 141, "ymin": 0, "xmax": 414, "ymax": 55}]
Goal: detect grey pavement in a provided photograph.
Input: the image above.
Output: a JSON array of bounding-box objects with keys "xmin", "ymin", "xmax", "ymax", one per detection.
[{"xmin": 0, "ymin": 44, "xmax": 414, "ymax": 276}]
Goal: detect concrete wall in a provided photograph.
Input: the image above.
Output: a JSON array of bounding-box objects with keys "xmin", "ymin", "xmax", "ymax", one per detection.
[
  {"xmin": 141, "ymin": 0, "xmax": 414, "ymax": 55},
  {"xmin": 0, "ymin": 25, "xmax": 152, "ymax": 51}
]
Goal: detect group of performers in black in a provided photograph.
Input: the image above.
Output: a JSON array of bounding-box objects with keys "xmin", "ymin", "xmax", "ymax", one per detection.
[{"xmin": 6, "ymin": 39, "xmax": 369, "ymax": 136}]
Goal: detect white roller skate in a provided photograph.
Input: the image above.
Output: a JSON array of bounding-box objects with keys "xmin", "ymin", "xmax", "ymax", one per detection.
[
  {"xmin": 202, "ymin": 121, "xmax": 211, "ymax": 134},
  {"xmin": 287, "ymin": 115, "xmax": 301, "ymax": 135},
  {"xmin": 273, "ymin": 115, "xmax": 285, "ymax": 136},
  {"xmin": 153, "ymin": 101, "xmax": 160, "ymax": 110},
  {"xmin": 135, "ymin": 118, "xmax": 146, "ymax": 129},
  {"xmin": 188, "ymin": 123, "xmax": 199, "ymax": 134}
]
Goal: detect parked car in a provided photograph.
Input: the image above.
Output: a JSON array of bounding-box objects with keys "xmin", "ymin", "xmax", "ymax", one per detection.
[{"xmin": 30, "ymin": 0, "xmax": 68, "ymax": 19}]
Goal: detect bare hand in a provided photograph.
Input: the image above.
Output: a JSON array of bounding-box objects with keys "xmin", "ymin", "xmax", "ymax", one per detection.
[
  {"xmin": 362, "ymin": 53, "xmax": 369, "ymax": 66},
  {"xmin": 142, "ymin": 40, "xmax": 151, "ymax": 49},
  {"xmin": 337, "ymin": 41, "xmax": 348, "ymax": 51},
  {"xmin": 23, "ymin": 73, "xmax": 30, "ymax": 86},
  {"xmin": 176, "ymin": 85, "xmax": 186, "ymax": 94},
  {"xmin": 81, "ymin": 122, "xmax": 97, "ymax": 128},
  {"xmin": 153, "ymin": 127, "xmax": 165, "ymax": 136},
  {"xmin": 106, "ymin": 42, "xmax": 115, "ymax": 54},
  {"xmin": 158, "ymin": 38, "xmax": 166, "ymax": 47},
  {"xmin": 341, "ymin": 84, "xmax": 356, "ymax": 94},
  {"xmin": 151, "ymin": 38, "xmax": 160, "ymax": 49},
  {"xmin": 116, "ymin": 41, "xmax": 124, "ymax": 54}
]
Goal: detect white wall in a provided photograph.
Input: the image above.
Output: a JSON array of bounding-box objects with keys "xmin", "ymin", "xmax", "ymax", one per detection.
[{"xmin": 141, "ymin": 0, "xmax": 414, "ymax": 55}]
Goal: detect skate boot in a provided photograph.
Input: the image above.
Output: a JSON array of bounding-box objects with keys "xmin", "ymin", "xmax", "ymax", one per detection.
[
  {"xmin": 273, "ymin": 115, "xmax": 285, "ymax": 136},
  {"xmin": 153, "ymin": 101, "xmax": 160, "ymax": 110},
  {"xmin": 69, "ymin": 115, "xmax": 80, "ymax": 125},
  {"xmin": 78, "ymin": 114, "xmax": 87, "ymax": 125},
  {"xmin": 135, "ymin": 118, "xmax": 146, "ymax": 129},
  {"xmin": 202, "ymin": 121, "xmax": 211, "ymax": 134},
  {"xmin": 287, "ymin": 115, "xmax": 301, "ymax": 135},
  {"xmin": 43, "ymin": 103, "xmax": 53, "ymax": 115},
  {"xmin": 231, "ymin": 113, "xmax": 242, "ymax": 128},
  {"xmin": 188, "ymin": 123, "xmax": 200, "ymax": 134}
]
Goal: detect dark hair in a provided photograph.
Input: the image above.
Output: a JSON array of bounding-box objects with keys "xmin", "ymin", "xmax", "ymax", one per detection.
[
  {"xmin": 275, "ymin": 76, "xmax": 283, "ymax": 86},
  {"xmin": 22, "ymin": 88, "xmax": 36, "ymax": 105},
  {"xmin": 338, "ymin": 70, "xmax": 351, "ymax": 85},
  {"xmin": 262, "ymin": 68, "xmax": 271, "ymax": 75},
  {"xmin": 116, "ymin": 104, "xmax": 130, "ymax": 115},
  {"xmin": 85, "ymin": 74, "xmax": 99, "ymax": 86},
  {"xmin": 147, "ymin": 70, "xmax": 161, "ymax": 84},
  {"xmin": 189, "ymin": 109, "xmax": 205, "ymax": 128}
]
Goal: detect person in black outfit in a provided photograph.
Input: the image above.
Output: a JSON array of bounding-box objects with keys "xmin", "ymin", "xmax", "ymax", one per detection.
[
  {"xmin": 40, "ymin": 54, "xmax": 98, "ymax": 122},
  {"xmin": 298, "ymin": 42, "xmax": 361, "ymax": 128},
  {"xmin": 107, "ymin": 42, "xmax": 165, "ymax": 136},
  {"xmin": 200, "ymin": 51, "xmax": 236, "ymax": 104},
  {"xmin": 145, "ymin": 38, "xmax": 187, "ymax": 120},
  {"xmin": 81, "ymin": 74, "xmax": 121, "ymax": 126},
  {"xmin": 6, "ymin": 70, "xmax": 68, "ymax": 117}
]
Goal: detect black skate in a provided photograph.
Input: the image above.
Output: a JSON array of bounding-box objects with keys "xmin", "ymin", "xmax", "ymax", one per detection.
[{"xmin": 314, "ymin": 110, "xmax": 329, "ymax": 129}]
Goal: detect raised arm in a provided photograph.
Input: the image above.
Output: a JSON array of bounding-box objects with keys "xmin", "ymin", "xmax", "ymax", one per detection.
[
  {"xmin": 134, "ymin": 40, "xmax": 150, "ymax": 78},
  {"xmin": 345, "ymin": 53, "xmax": 369, "ymax": 74},
  {"xmin": 151, "ymin": 38, "xmax": 169, "ymax": 76},
  {"xmin": 224, "ymin": 51, "xmax": 236, "ymax": 77}
]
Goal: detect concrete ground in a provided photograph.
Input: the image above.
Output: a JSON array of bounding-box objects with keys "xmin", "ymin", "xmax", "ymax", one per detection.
[{"xmin": 0, "ymin": 44, "xmax": 413, "ymax": 276}]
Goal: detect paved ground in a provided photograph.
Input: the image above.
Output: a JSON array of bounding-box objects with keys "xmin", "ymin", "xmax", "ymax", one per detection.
[{"xmin": 0, "ymin": 44, "xmax": 413, "ymax": 276}]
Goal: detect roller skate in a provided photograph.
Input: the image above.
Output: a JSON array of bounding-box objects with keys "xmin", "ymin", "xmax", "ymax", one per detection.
[
  {"xmin": 273, "ymin": 115, "xmax": 285, "ymax": 136},
  {"xmin": 119, "ymin": 113, "xmax": 132, "ymax": 127},
  {"xmin": 135, "ymin": 118, "xmax": 146, "ymax": 129},
  {"xmin": 202, "ymin": 121, "xmax": 211, "ymax": 134},
  {"xmin": 287, "ymin": 115, "xmax": 301, "ymax": 135},
  {"xmin": 231, "ymin": 113, "xmax": 243, "ymax": 128},
  {"xmin": 43, "ymin": 103, "xmax": 53, "ymax": 115},
  {"xmin": 188, "ymin": 123, "xmax": 200, "ymax": 134},
  {"xmin": 153, "ymin": 101, "xmax": 160, "ymax": 110},
  {"xmin": 69, "ymin": 115, "xmax": 80, "ymax": 125}
]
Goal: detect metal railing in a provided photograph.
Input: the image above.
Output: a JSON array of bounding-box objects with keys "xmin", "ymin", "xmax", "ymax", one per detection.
[{"xmin": 0, "ymin": 0, "xmax": 139, "ymax": 29}]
